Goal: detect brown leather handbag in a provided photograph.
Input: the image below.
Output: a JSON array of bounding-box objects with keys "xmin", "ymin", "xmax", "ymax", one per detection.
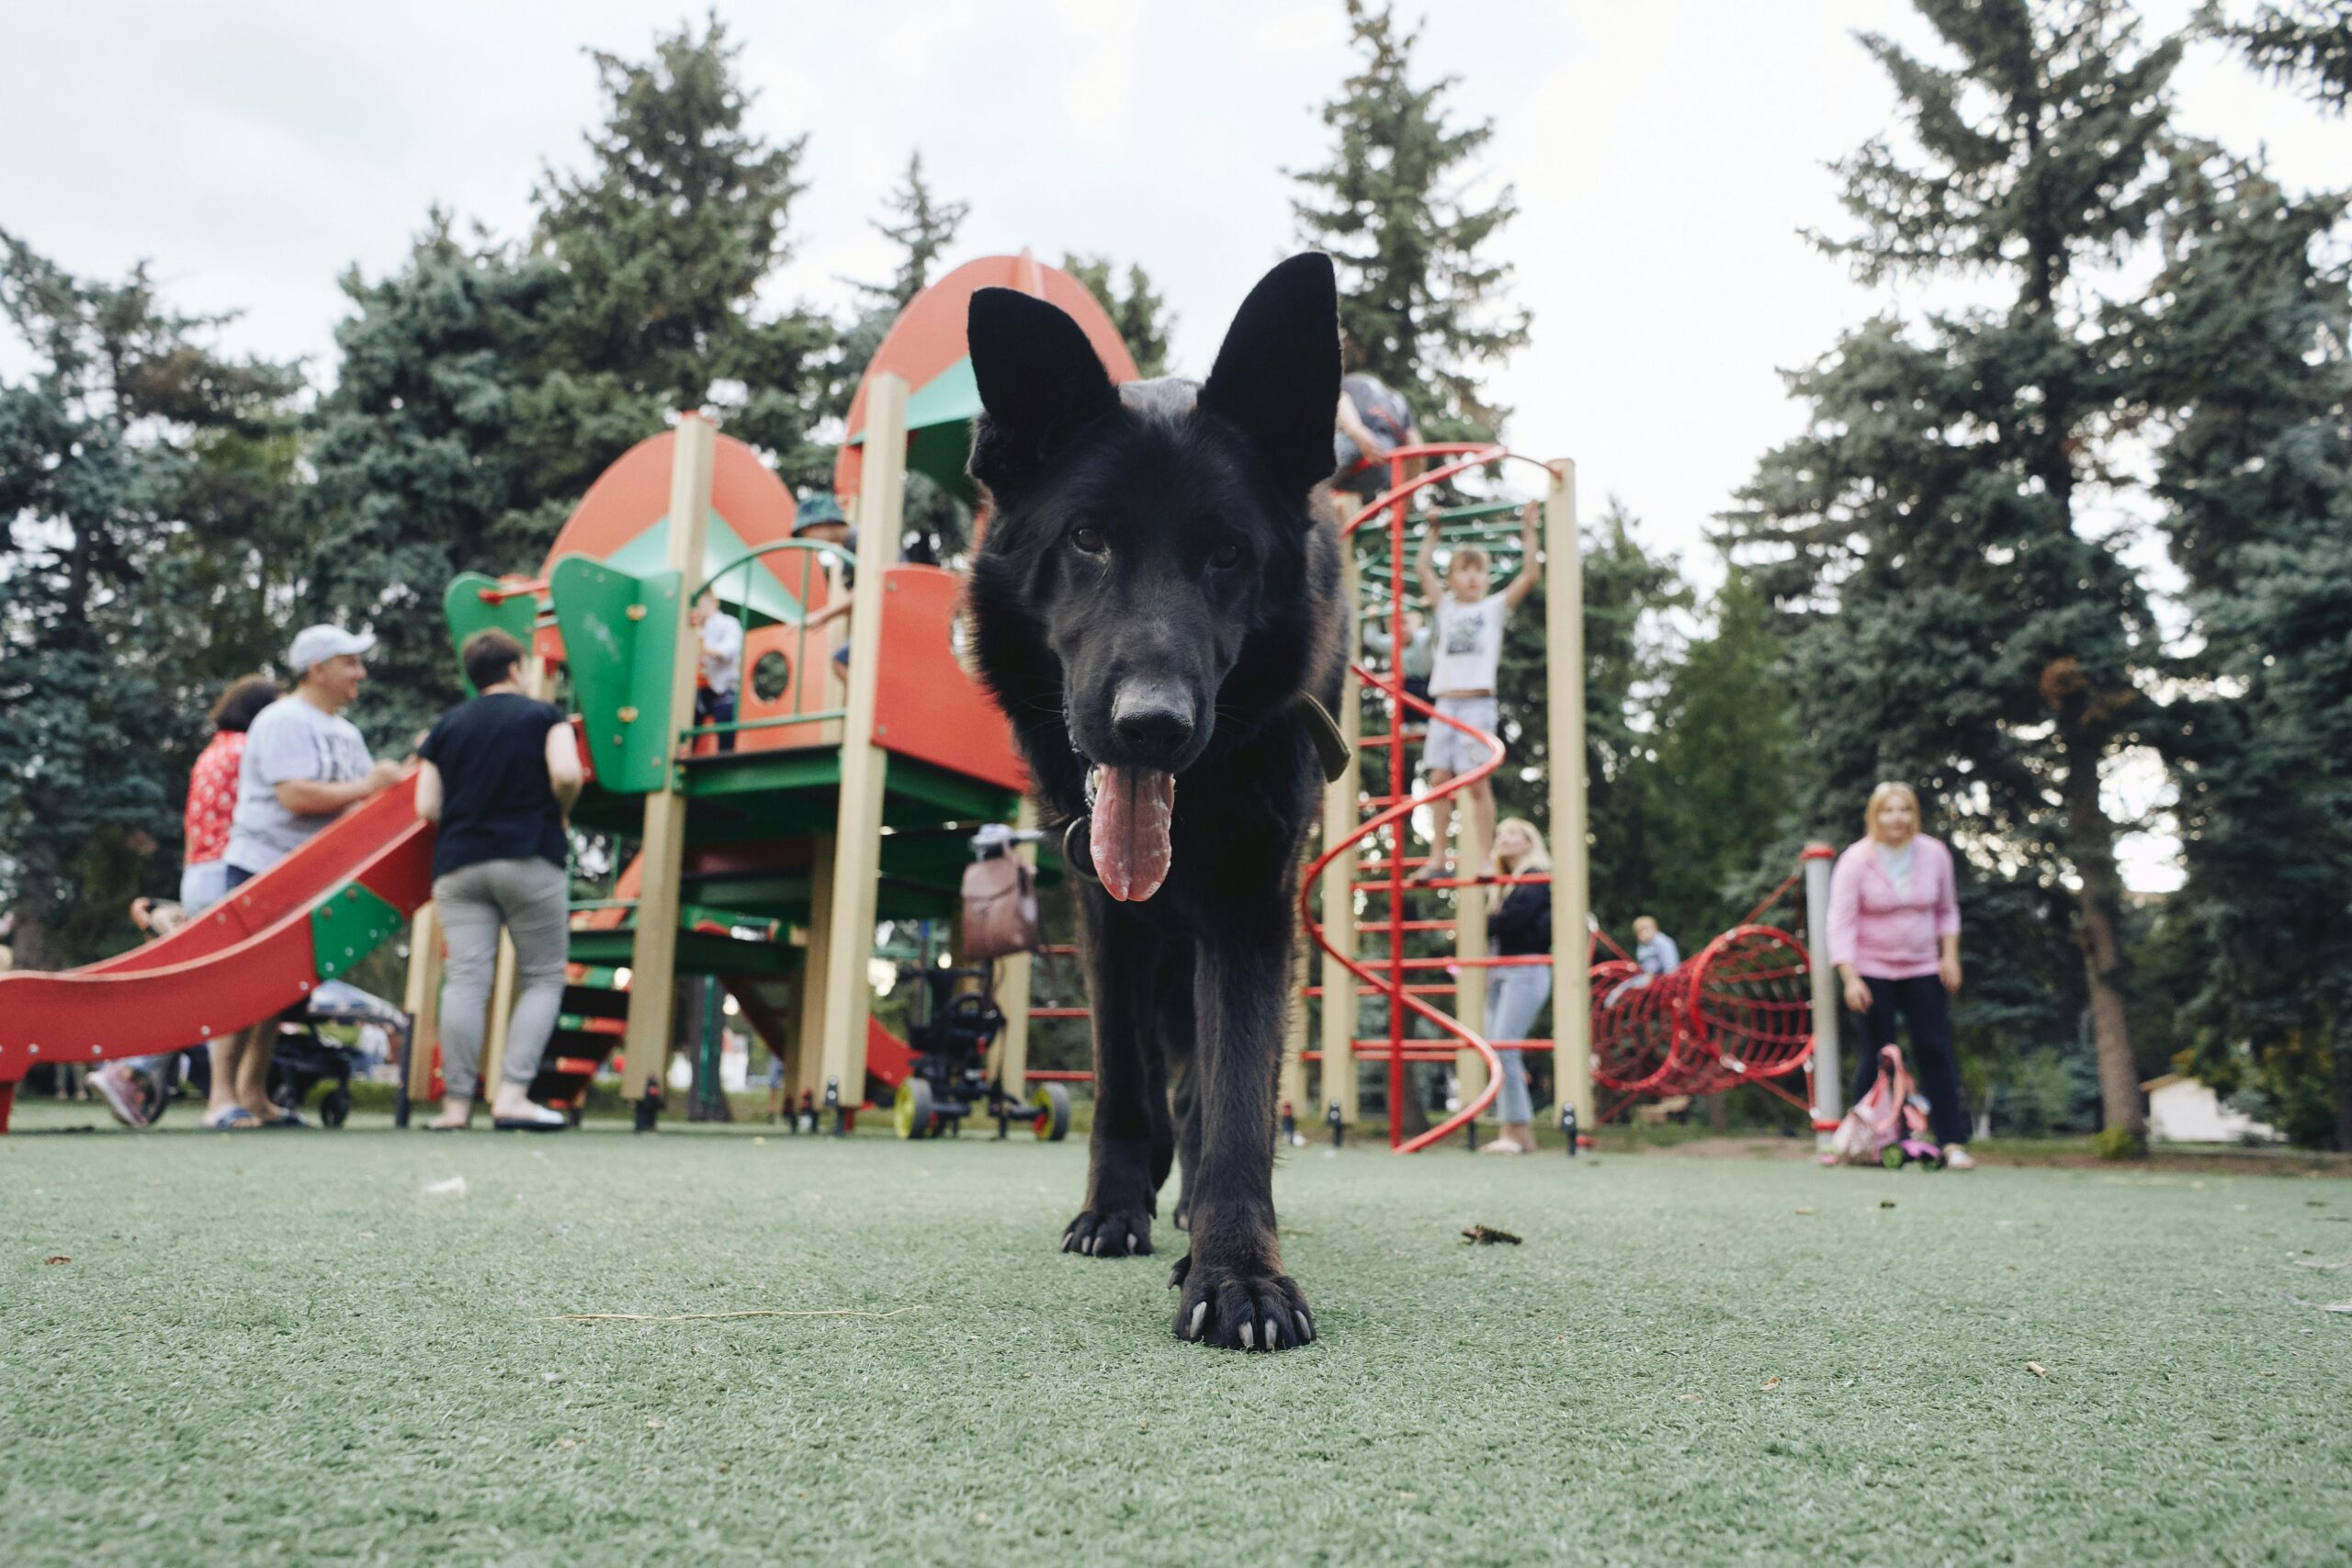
[{"xmin": 961, "ymin": 852, "xmax": 1044, "ymax": 963}]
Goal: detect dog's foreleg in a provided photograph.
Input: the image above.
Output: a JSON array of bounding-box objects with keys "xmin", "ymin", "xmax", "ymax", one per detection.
[
  {"xmin": 1061, "ymin": 897, "xmax": 1159, "ymax": 1259},
  {"xmin": 1169, "ymin": 893, "xmax": 1315, "ymax": 1350}
]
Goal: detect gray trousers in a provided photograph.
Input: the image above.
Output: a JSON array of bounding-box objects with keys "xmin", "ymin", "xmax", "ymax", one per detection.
[
  {"xmin": 434, "ymin": 857, "xmax": 570, "ymax": 1100},
  {"xmin": 1484, "ymin": 964, "xmax": 1553, "ymax": 1123}
]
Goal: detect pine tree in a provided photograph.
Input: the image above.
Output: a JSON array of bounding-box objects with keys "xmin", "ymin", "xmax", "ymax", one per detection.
[
  {"xmin": 2144, "ymin": 152, "xmax": 2352, "ymax": 1146},
  {"xmin": 1290, "ymin": 0, "xmax": 1529, "ymax": 440},
  {"xmin": 1061, "ymin": 254, "xmax": 1176, "ymax": 378},
  {"xmin": 532, "ymin": 14, "xmax": 833, "ymax": 495},
  {"xmin": 0, "ymin": 231, "xmax": 302, "ymax": 965},
  {"xmin": 854, "ymin": 152, "xmax": 969, "ymax": 312},
  {"xmin": 312, "ymin": 18, "xmax": 834, "ymax": 737},
  {"xmin": 305, "ymin": 215, "xmax": 563, "ymax": 749},
  {"xmin": 1722, "ymin": 1, "xmax": 2186, "ymax": 1145},
  {"xmin": 2205, "ymin": 0, "xmax": 2352, "ymax": 110}
]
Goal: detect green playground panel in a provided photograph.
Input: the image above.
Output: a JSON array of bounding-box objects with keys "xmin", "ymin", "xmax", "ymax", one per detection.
[
  {"xmin": 549, "ymin": 554, "xmax": 682, "ymax": 795},
  {"xmin": 311, "ymin": 883, "xmax": 405, "ymax": 982},
  {"xmin": 443, "ymin": 573, "xmax": 542, "ymax": 696}
]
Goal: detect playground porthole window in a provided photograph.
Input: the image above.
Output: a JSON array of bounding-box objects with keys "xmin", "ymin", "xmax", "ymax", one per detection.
[{"xmin": 751, "ymin": 649, "xmax": 791, "ymax": 703}]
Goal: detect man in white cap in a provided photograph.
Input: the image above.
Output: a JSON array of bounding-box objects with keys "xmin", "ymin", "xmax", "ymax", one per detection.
[{"xmin": 206, "ymin": 625, "xmax": 402, "ymax": 1128}]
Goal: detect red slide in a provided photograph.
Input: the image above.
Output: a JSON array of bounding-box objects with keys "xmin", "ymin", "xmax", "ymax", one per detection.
[{"xmin": 0, "ymin": 773, "xmax": 435, "ymax": 1133}]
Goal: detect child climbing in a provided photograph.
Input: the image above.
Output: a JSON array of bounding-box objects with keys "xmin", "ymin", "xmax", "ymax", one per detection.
[{"xmin": 1413, "ymin": 502, "xmax": 1542, "ymax": 881}]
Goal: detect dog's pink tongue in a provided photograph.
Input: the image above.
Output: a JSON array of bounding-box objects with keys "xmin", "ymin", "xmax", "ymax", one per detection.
[{"xmin": 1090, "ymin": 766, "xmax": 1175, "ymax": 902}]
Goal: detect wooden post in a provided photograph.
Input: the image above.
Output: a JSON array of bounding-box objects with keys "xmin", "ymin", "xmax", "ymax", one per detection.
[
  {"xmin": 1282, "ymin": 931, "xmax": 1310, "ymax": 1124},
  {"xmin": 401, "ymin": 902, "xmax": 444, "ymax": 1106},
  {"xmin": 1804, "ymin": 843, "xmax": 1841, "ymax": 1147},
  {"xmin": 1318, "ymin": 548, "xmax": 1363, "ymax": 1127},
  {"xmin": 620, "ymin": 413, "xmax": 717, "ymax": 1104},
  {"xmin": 994, "ymin": 795, "xmax": 1039, "ymax": 1098},
  {"xmin": 816, "ymin": 374, "xmax": 908, "ymax": 1114},
  {"xmin": 1454, "ymin": 880, "xmax": 1489, "ymax": 1113},
  {"xmin": 1543, "ymin": 459, "xmax": 1593, "ymax": 1136},
  {"xmin": 792, "ymin": 835, "xmax": 836, "ymax": 1100}
]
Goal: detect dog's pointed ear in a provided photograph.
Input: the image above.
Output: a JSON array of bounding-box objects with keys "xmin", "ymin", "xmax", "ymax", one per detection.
[
  {"xmin": 967, "ymin": 288, "xmax": 1120, "ymax": 494},
  {"xmin": 1201, "ymin": 253, "xmax": 1342, "ymax": 501}
]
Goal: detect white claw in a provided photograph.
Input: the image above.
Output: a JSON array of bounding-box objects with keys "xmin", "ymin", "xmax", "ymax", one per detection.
[
  {"xmin": 1240, "ymin": 1321, "xmax": 1254, "ymax": 1349},
  {"xmin": 1188, "ymin": 1302, "xmax": 1207, "ymax": 1338},
  {"xmin": 1265, "ymin": 1317, "xmax": 1279, "ymax": 1348},
  {"xmin": 1127, "ymin": 1233, "xmax": 1138, "ymax": 1251},
  {"xmin": 1083, "ymin": 1235, "xmax": 1096, "ymax": 1254},
  {"xmin": 1295, "ymin": 1311, "xmax": 1313, "ymax": 1342}
]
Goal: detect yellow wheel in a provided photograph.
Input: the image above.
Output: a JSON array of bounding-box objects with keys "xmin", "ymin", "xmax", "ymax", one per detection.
[
  {"xmin": 894, "ymin": 1079, "xmax": 936, "ymax": 1140},
  {"xmin": 1031, "ymin": 1082, "xmax": 1070, "ymax": 1142}
]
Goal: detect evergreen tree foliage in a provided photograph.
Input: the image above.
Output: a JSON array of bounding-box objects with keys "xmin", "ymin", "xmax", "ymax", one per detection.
[
  {"xmin": 2143, "ymin": 152, "xmax": 2352, "ymax": 1145},
  {"xmin": 311, "ymin": 18, "xmax": 833, "ymax": 742},
  {"xmin": 1061, "ymin": 254, "xmax": 1176, "ymax": 378},
  {"xmin": 1721, "ymin": 1, "xmax": 2186, "ymax": 1143},
  {"xmin": 2205, "ymin": 0, "xmax": 2352, "ymax": 110},
  {"xmin": 1488, "ymin": 502, "xmax": 1688, "ymax": 933},
  {"xmin": 854, "ymin": 152, "xmax": 969, "ymax": 311},
  {"xmin": 1290, "ymin": 0, "xmax": 1529, "ymax": 439},
  {"xmin": 0, "ymin": 232, "xmax": 302, "ymax": 965},
  {"xmin": 304, "ymin": 216, "xmax": 565, "ymax": 750}
]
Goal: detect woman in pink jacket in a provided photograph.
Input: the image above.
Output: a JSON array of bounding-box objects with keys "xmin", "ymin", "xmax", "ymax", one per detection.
[{"xmin": 1827, "ymin": 782, "xmax": 1973, "ymax": 1168}]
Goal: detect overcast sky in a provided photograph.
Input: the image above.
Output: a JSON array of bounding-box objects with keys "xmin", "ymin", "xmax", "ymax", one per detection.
[{"xmin": 4, "ymin": 1, "xmax": 2345, "ymax": 886}]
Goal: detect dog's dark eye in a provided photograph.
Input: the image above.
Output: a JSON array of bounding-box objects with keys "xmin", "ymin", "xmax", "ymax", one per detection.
[
  {"xmin": 1208, "ymin": 539, "xmax": 1244, "ymax": 570},
  {"xmin": 1069, "ymin": 526, "xmax": 1107, "ymax": 557}
]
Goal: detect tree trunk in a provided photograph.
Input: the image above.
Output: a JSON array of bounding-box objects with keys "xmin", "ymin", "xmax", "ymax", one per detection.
[
  {"xmin": 8, "ymin": 867, "xmax": 59, "ymax": 973},
  {"xmin": 2059, "ymin": 726, "xmax": 2144, "ymax": 1143},
  {"xmin": 2333, "ymin": 1009, "xmax": 2352, "ymax": 1154}
]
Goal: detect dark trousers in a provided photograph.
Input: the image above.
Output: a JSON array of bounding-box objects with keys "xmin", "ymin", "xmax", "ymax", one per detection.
[
  {"xmin": 1849, "ymin": 974, "xmax": 1970, "ymax": 1146},
  {"xmin": 695, "ymin": 688, "xmax": 738, "ymax": 753}
]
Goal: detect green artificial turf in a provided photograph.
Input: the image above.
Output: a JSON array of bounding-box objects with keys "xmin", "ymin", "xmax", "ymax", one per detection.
[{"xmin": 5, "ymin": 1107, "xmax": 2349, "ymax": 1565}]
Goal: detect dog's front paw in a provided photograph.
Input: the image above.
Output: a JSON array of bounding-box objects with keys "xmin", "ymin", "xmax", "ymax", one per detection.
[
  {"xmin": 1061, "ymin": 1208, "xmax": 1152, "ymax": 1258},
  {"xmin": 1170, "ymin": 1253, "xmax": 1316, "ymax": 1350}
]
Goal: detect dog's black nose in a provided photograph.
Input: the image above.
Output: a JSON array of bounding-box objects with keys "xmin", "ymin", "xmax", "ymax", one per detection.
[{"xmin": 1111, "ymin": 680, "xmax": 1195, "ymax": 763}]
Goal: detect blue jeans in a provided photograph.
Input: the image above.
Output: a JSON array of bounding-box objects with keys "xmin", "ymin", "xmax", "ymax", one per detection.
[{"xmin": 1485, "ymin": 963, "xmax": 1552, "ymax": 1122}]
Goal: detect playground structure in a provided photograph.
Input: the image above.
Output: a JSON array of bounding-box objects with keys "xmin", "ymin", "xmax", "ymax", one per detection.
[
  {"xmin": 0, "ymin": 253, "xmax": 1137, "ymax": 1135},
  {"xmin": 1295, "ymin": 450, "xmax": 1846, "ymax": 1150},
  {"xmin": 0, "ymin": 250, "xmax": 1853, "ymax": 1145}
]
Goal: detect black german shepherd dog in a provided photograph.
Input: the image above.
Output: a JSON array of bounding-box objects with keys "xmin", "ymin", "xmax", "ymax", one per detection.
[{"xmin": 965, "ymin": 254, "xmax": 1344, "ymax": 1351}]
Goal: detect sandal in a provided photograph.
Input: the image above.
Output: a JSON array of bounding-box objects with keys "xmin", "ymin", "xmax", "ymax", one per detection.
[
  {"xmin": 492, "ymin": 1103, "xmax": 568, "ymax": 1133},
  {"xmin": 201, "ymin": 1106, "xmax": 260, "ymax": 1131}
]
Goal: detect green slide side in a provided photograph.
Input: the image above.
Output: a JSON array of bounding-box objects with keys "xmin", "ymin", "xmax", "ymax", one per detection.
[
  {"xmin": 548, "ymin": 553, "xmax": 682, "ymax": 795},
  {"xmin": 442, "ymin": 573, "xmax": 542, "ymax": 696}
]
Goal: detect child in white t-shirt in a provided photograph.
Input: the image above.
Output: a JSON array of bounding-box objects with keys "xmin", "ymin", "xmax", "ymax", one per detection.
[{"xmin": 1412, "ymin": 502, "xmax": 1543, "ymax": 881}]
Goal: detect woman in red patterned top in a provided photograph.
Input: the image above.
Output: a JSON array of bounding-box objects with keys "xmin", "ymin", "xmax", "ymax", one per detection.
[
  {"xmin": 86, "ymin": 676, "xmax": 281, "ymax": 1131},
  {"xmin": 181, "ymin": 677, "xmax": 279, "ymax": 912}
]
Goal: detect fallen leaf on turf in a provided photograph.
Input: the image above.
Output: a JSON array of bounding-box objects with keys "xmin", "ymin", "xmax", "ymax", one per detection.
[
  {"xmin": 1794, "ymin": 1207, "xmax": 1814, "ymax": 1215},
  {"xmin": 2293, "ymin": 1258, "xmax": 2352, "ymax": 1271},
  {"xmin": 42, "ymin": 1256, "xmax": 69, "ymax": 1266},
  {"xmin": 422, "ymin": 1176, "xmax": 467, "ymax": 1198},
  {"xmin": 1461, "ymin": 1224, "xmax": 1522, "ymax": 1246},
  {"xmin": 1880, "ymin": 1200, "xmax": 1897, "ymax": 1209},
  {"xmin": 2026, "ymin": 1361, "xmax": 2050, "ymax": 1378},
  {"xmin": 1678, "ymin": 1392, "xmax": 1703, "ymax": 1402},
  {"xmin": 1760, "ymin": 1376, "xmax": 1781, "ymax": 1389},
  {"xmin": 646, "ymin": 1418, "xmax": 664, "ymax": 1430},
  {"xmin": 2282, "ymin": 1292, "xmax": 2352, "ymax": 1314}
]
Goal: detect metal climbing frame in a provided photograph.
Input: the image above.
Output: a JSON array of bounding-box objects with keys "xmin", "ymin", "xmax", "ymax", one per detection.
[{"xmin": 1299, "ymin": 447, "xmax": 1826, "ymax": 1151}]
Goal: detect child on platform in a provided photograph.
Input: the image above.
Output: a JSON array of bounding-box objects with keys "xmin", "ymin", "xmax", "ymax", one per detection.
[{"xmin": 1413, "ymin": 502, "xmax": 1542, "ymax": 881}]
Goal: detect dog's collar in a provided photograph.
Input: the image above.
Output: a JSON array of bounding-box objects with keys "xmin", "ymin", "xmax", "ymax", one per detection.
[{"xmin": 1292, "ymin": 694, "xmax": 1351, "ymax": 783}]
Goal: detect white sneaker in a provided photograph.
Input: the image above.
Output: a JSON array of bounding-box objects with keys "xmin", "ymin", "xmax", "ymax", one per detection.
[
  {"xmin": 87, "ymin": 1064, "xmax": 150, "ymax": 1129},
  {"xmin": 1943, "ymin": 1145, "xmax": 1976, "ymax": 1170}
]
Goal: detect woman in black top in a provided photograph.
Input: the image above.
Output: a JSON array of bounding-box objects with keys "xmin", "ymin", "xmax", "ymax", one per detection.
[
  {"xmin": 1481, "ymin": 818, "xmax": 1554, "ymax": 1154},
  {"xmin": 413, "ymin": 629, "xmax": 583, "ymax": 1131}
]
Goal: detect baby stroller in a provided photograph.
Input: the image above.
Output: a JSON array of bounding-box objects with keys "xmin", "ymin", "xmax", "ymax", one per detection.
[
  {"xmin": 164, "ymin": 979, "xmax": 402, "ymax": 1129},
  {"xmin": 1826, "ymin": 1043, "xmax": 1946, "ymax": 1168}
]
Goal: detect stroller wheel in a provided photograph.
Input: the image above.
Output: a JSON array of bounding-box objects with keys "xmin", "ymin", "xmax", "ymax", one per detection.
[
  {"xmin": 319, "ymin": 1087, "xmax": 352, "ymax": 1129},
  {"xmin": 1879, "ymin": 1145, "xmax": 1905, "ymax": 1170}
]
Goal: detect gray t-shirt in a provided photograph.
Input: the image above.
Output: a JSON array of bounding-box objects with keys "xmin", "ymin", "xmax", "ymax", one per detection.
[{"xmin": 223, "ymin": 695, "xmax": 375, "ymax": 873}]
